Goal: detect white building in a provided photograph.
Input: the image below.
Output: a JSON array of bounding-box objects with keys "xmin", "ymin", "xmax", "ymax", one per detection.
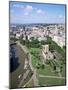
[
  {"xmin": 16, "ymin": 32, "xmax": 21, "ymax": 39},
  {"xmin": 43, "ymin": 45, "xmax": 49, "ymax": 53},
  {"xmin": 53, "ymin": 35, "xmax": 65, "ymax": 48},
  {"xmin": 38, "ymin": 36, "xmax": 47, "ymax": 41}
]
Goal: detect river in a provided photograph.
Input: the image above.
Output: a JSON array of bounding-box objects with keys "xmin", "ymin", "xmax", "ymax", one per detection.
[{"xmin": 10, "ymin": 43, "xmax": 26, "ymax": 89}]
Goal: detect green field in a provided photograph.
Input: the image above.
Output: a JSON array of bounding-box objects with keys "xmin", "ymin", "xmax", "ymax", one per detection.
[
  {"xmin": 20, "ymin": 38, "xmax": 66, "ymax": 87},
  {"xmin": 57, "ymin": 60, "xmax": 66, "ymax": 77},
  {"xmin": 29, "ymin": 47, "xmax": 65, "ymax": 77},
  {"xmin": 37, "ymin": 64, "xmax": 59, "ymax": 76},
  {"xmin": 61, "ymin": 64, "xmax": 66, "ymax": 77},
  {"xmin": 10, "ymin": 36, "xmax": 66, "ymax": 88},
  {"xmin": 29, "ymin": 48, "xmax": 42, "ymax": 68},
  {"xmin": 39, "ymin": 77, "xmax": 66, "ymax": 86}
]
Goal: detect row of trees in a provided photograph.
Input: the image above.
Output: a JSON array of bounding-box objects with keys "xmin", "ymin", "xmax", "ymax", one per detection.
[
  {"xmin": 20, "ymin": 38, "xmax": 42, "ymax": 48},
  {"xmin": 13, "ymin": 36, "xmax": 65, "ymax": 61},
  {"xmin": 20, "ymin": 36, "xmax": 65, "ymax": 63},
  {"xmin": 19, "ymin": 35, "xmax": 48, "ymax": 49},
  {"xmin": 36, "ymin": 63, "xmax": 45, "ymax": 69},
  {"xmin": 10, "ymin": 37, "xmax": 18, "ymax": 42}
]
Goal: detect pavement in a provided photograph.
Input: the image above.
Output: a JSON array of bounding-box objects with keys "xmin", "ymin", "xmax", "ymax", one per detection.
[{"xmin": 39, "ymin": 74, "xmax": 65, "ymax": 79}]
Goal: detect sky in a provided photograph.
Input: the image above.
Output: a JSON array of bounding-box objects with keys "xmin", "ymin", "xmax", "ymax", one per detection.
[{"xmin": 10, "ymin": 1, "xmax": 66, "ymax": 24}]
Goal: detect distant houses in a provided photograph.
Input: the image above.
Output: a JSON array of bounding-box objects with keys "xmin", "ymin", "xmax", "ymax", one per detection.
[{"xmin": 9, "ymin": 24, "xmax": 65, "ymax": 48}]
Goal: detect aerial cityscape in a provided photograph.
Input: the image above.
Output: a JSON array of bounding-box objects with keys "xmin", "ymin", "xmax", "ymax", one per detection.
[{"xmin": 9, "ymin": 1, "xmax": 66, "ymax": 89}]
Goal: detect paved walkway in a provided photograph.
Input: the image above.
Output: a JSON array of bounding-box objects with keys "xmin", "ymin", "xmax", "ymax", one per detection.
[
  {"xmin": 39, "ymin": 74, "xmax": 65, "ymax": 79},
  {"xmin": 32, "ymin": 69, "xmax": 39, "ymax": 86}
]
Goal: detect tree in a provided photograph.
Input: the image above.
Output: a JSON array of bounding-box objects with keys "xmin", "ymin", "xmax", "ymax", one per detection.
[
  {"xmin": 20, "ymin": 40, "xmax": 25, "ymax": 45},
  {"xmin": 36, "ymin": 64, "xmax": 40, "ymax": 69},
  {"xmin": 30, "ymin": 37, "xmax": 34, "ymax": 41},
  {"xmin": 54, "ymin": 66, "xmax": 56, "ymax": 71},
  {"xmin": 41, "ymin": 64, "xmax": 45, "ymax": 69},
  {"xmin": 60, "ymin": 66, "xmax": 63, "ymax": 72},
  {"xmin": 40, "ymin": 40, "xmax": 46, "ymax": 45},
  {"xmin": 26, "ymin": 35, "xmax": 28, "ymax": 40}
]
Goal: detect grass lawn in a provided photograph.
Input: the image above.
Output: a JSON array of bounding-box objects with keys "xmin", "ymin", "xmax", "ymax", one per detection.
[
  {"xmin": 50, "ymin": 60, "xmax": 60, "ymax": 67},
  {"xmin": 31, "ymin": 55, "xmax": 42, "ymax": 68},
  {"xmin": 29, "ymin": 47, "xmax": 41, "ymax": 53},
  {"xmin": 29, "ymin": 48, "xmax": 59, "ymax": 76},
  {"xmin": 29, "ymin": 48, "xmax": 42, "ymax": 68},
  {"xmin": 37, "ymin": 64, "xmax": 59, "ymax": 76},
  {"xmin": 56, "ymin": 60, "xmax": 66, "ymax": 77},
  {"xmin": 39, "ymin": 77, "xmax": 66, "ymax": 86},
  {"xmin": 61, "ymin": 64, "xmax": 66, "ymax": 77},
  {"xmin": 28, "ymin": 47, "xmax": 66, "ymax": 86}
]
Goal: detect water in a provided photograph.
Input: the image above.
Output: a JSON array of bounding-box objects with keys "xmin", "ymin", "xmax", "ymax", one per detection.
[{"xmin": 10, "ymin": 44, "xmax": 19, "ymax": 73}]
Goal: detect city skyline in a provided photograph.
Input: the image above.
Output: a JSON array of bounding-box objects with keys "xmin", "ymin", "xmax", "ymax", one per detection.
[{"xmin": 10, "ymin": 1, "xmax": 66, "ymax": 24}]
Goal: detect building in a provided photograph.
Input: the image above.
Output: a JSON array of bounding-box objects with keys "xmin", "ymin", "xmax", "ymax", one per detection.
[
  {"xmin": 16, "ymin": 32, "xmax": 21, "ymax": 39},
  {"xmin": 43, "ymin": 45, "xmax": 49, "ymax": 53},
  {"xmin": 42, "ymin": 45, "xmax": 53, "ymax": 62}
]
